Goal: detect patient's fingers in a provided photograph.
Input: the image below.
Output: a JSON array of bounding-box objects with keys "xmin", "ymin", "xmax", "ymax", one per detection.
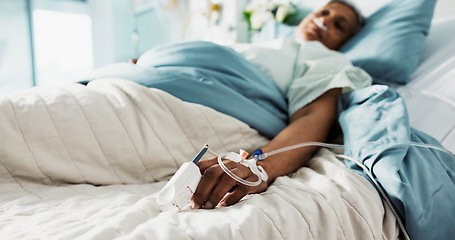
[
  {"xmin": 196, "ymin": 157, "xmax": 218, "ymax": 174},
  {"xmin": 203, "ymin": 166, "xmax": 250, "ymax": 209},
  {"xmin": 193, "ymin": 160, "xmax": 237, "ymax": 209},
  {"xmin": 193, "ymin": 157, "xmax": 268, "ymax": 209},
  {"xmin": 192, "ymin": 164, "xmax": 223, "ymax": 209},
  {"xmin": 221, "ymin": 176, "xmax": 267, "ymax": 207}
]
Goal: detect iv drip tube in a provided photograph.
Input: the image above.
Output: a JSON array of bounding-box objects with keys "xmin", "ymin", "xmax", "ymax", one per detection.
[
  {"xmin": 216, "ymin": 141, "xmax": 454, "ymax": 187},
  {"xmin": 216, "ymin": 140, "xmax": 453, "ymax": 240}
]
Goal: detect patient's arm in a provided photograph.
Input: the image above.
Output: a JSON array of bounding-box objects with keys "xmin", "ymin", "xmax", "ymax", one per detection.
[
  {"xmin": 258, "ymin": 88, "xmax": 341, "ymax": 182},
  {"xmin": 193, "ymin": 88, "xmax": 341, "ymax": 209}
]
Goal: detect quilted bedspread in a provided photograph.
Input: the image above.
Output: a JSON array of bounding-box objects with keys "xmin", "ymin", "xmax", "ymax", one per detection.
[{"xmin": 0, "ymin": 79, "xmax": 399, "ymax": 239}]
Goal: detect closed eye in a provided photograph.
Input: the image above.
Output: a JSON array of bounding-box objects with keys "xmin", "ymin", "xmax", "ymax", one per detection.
[
  {"xmin": 335, "ymin": 21, "xmax": 345, "ymax": 31},
  {"xmin": 317, "ymin": 9, "xmax": 329, "ymax": 16}
]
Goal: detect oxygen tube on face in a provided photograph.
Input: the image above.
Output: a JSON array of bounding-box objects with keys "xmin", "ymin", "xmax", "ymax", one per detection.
[{"xmin": 312, "ymin": 17, "xmax": 328, "ymax": 31}]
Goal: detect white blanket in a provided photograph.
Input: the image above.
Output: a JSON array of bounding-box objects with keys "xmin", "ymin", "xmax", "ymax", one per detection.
[{"xmin": 0, "ymin": 79, "xmax": 399, "ymax": 239}]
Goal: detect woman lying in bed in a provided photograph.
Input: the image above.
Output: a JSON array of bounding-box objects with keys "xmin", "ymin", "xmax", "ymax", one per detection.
[
  {"xmin": 66, "ymin": 0, "xmax": 371, "ymax": 210},
  {"xmin": 179, "ymin": 0, "xmax": 372, "ymax": 209}
]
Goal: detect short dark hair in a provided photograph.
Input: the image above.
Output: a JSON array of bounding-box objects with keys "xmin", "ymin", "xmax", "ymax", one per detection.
[{"xmin": 328, "ymin": 0, "xmax": 366, "ymax": 33}]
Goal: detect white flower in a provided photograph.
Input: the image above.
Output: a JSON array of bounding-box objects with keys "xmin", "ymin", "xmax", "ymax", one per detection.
[
  {"xmin": 275, "ymin": 4, "xmax": 296, "ymax": 23},
  {"xmin": 250, "ymin": 10, "xmax": 274, "ymax": 30},
  {"xmin": 244, "ymin": 0, "xmax": 296, "ymax": 30}
]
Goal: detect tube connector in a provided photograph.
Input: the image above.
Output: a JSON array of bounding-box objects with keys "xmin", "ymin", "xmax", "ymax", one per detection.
[{"xmin": 218, "ymin": 150, "xmax": 268, "ymax": 186}]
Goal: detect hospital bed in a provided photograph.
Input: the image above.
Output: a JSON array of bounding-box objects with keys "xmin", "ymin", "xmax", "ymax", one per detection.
[{"xmin": 0, "ymin": 0, "xmax": 454, "ymax": 239}]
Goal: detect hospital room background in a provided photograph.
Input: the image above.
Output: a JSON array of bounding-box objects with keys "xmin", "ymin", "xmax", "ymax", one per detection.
[
  {"xmin": 0, "ymin": 0, "xmax": 454, "ymax": 95},
  {"xmin": 1, "ymin": 0, "xmax": 455, "ymax": 239}
]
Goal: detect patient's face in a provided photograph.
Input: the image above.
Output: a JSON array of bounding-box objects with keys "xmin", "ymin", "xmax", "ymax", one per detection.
[{"xmin": 295, "ymin": 2, "xmax": 359, "ymax": 50}]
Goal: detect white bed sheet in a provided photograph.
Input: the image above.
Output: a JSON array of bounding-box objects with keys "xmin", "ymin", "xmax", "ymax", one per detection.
[
  {"xmin": 0, "ymin": 78, "xmax": 399, "ymax": 239},
  {"xmin": 396, "ymin": 16, "xmax": 455, "ymax": 153}
]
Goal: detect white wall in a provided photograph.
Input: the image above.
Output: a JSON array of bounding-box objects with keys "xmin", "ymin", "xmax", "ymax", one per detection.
[
  {"xmin": 88, "ymin": 0, "xmax": 190, "ymax": 69},
  {"xmin": 88, "ymin": 0, "xmax": 134, "ymax": 69},
  {"xmin": 434, "ymin": 0, "xmax": 455, "ymax": 19},
  {"xmin": 0, "ymin": 0, "xmax": 34, "ymax": 93}
]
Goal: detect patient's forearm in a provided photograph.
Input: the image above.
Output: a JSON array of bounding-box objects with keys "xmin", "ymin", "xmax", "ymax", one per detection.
[
  {"xmin": 192, "ymin": 89, "xmax": 341, "ymax": 209},
  {"xmin": 258, "ymin": 88, "xmax": 341, "ymax": 184}
]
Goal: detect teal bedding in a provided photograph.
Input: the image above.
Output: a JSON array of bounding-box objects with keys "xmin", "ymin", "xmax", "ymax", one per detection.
[
  {"xmin": 339, "ymin": 85, "xmax": 455, "ymax": 240},
  {"xmin": 93, "ymin": 41, "xmax": 289, "ymax": 139},
  {"xmin": 136, "ymin": 41, "xmax": 290, "ymax": 138}
]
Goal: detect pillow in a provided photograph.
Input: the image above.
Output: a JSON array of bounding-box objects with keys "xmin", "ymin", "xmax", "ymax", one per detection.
[
  {"xmin": 340, "ymin": 0, "xmax": 437, "ymax": 84},
  {"xmin": 254, "ymin": 0, "xmax": 437, "ymax": 84}
]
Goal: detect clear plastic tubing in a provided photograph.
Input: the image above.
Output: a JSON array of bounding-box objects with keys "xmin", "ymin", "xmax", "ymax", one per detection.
[
  {"xmin": 216, "ymin": 140, "xmax": 453, "ymax": 240},
  {"xmin": 255, "ymin": 141, "xmax": 453, "ymax": 160},
  {"xmin": 217, "ymin": 141, "xmax": 454, "ymax": 187},
  {"xmin": 312, "ymin": 17, "xmax": 328, "ymax": 31}
]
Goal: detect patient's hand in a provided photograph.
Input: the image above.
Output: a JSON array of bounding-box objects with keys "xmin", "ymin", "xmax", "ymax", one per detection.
[{"xmin": 192, "ymin": 157, "xmax": 267, "ymax": 209}]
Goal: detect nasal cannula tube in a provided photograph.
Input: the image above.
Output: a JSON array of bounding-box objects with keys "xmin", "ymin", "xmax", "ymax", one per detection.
[{"xmin": 312, "ymin": 17, "xmax": 328, "ymax": 31}]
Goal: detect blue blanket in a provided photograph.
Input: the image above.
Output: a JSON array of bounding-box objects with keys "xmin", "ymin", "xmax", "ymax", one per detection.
[
  {"xmin": 338, "ymin": 85, "xmax": 455, "ymax": 240},
  {"xmin": 85, "ymin": 41, "xmax": 288, "ymax": 138}
]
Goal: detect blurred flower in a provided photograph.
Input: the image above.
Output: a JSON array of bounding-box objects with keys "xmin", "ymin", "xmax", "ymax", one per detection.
[
  {"xmin": 249, "ymin": 10, "xmax": 274, "ymax": 30},
  {"xmin": 244, "ymin": 0, "xmax": 296, "ymax": 31}
]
